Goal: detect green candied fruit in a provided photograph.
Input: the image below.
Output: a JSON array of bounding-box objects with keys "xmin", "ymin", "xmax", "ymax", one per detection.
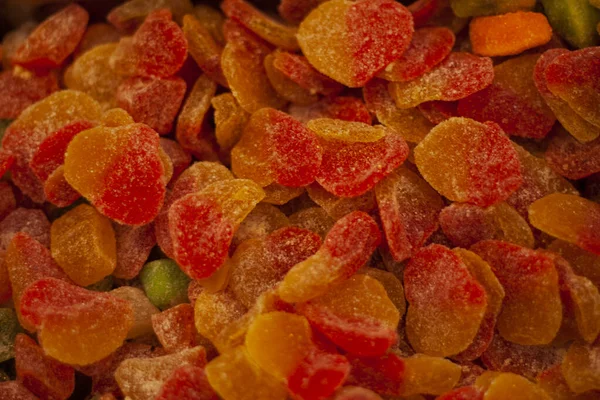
[
  {"xmin": 140, "ymin": 259, "xmax": 190, "ymax": 310},
  {"xmin": 0, "ymin": 308, "xmax": 20, "ymax": 362},
  {"xmin": 541, "ymin": 0, "xmax": 600, "ymax": 48},
  {"xmin": 450, "ymin": 0, "xmax": 535, "ymax": 17}
]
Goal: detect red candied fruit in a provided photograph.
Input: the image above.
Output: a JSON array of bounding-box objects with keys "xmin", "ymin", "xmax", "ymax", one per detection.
[
  {"xmin": 290, "ymin": 96, "xmax": 372, "ymax": 125},
  {"xmin": 0, "ymin": 70, "xmax": 59, "ymax": 120},
  {"xmin": 389, "ymin": 53, "xmax": 494, "ymax": 108},
  {"xmin": 272, "ymin": 51, "xmax": 344, "ymax": 96},
  {"xmin": 116, "ymin": 76, "xmax": 186, "ymax": 135},
  {"xmin": 457, "ymin": 84, "xmax": 555, "ymax": 139},
  {"xmin": 297, "ymin": 0, "xmax": 414, "ymax": 87},
  {"xmin": 232, "ymin": 108, "xmax": 322, "ymax": 188},
  {"xmin": 30, "ymin": 120, "xmax": 95, "ymax": 182},
  {"xmin": 110, "ymin": 9, "xmax": 188, "ymax": 78},
  {"xmin": 316, "ymin": 132, "xmax": 409, "ymax": 197},
  {"xmin": 12, "ymin": 4, "xmax": 89, "ymax": 70},
  {"xmin": 379, "ymin": 27, "xmax": 455, "ymax": 82},
  {"xmin": 156, "ymin": 365, "xmax": 218, "ymax": 400},
  {"xmin": 404, "ymin": 244, "xmax": 487, "ymax": 357},
  {"xmin": 375, "ymin": 167, "xmax": 444, "ymax": 262},
  {"xmin": 15, "ymin": 334, "xmax": 75, "ymax": 400},
  {"xmin": 168, "ymin": 194, "xmax": 234, "ymax": 280},
  {"xmin": 287, "ymin": 349, "xmax": 351, "ymax": 400}
]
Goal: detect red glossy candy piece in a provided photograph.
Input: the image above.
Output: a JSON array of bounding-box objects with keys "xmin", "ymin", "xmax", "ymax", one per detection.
[
  {"xmin": 457, "ymin": 84, "xmax": 555, "ymax": 139},
  {"xmin": 278, "ymin": 211, "xmax": 381, "ymax": 303},
  {"xmin": 230, "ymin": 226, "xmax": 322, "ymax": 308},
  {"xmin": 481, "ymin": 334, "xmax": 563, "ymax": 380},
  {"xmin": 0, "ymin": 208, "xmax": 50, "ymax": 251},
  {"xmin": 316, "ymin": 131, "xmax": 409, "ymax": 197},
  {"xmin": 297, "ymin": 0, "xmax": 414, "ymax": 87},
  {"xmin": 154, "ymin": 162, "xmax": 233, "ymax": 259},
  {"xmin": 12, "ymin": 4, "xmax": 89, "ymax": 70},
  {"xmin": 375, "ymin": 167, "xmax": 444, "ymax": 262},
  {"xmin": 19, "ymin": 278, "xmax": 134, "ymax": 365},
  {"xmin": 232, "ymin": 108, "xmax": 322, "ymax": 188},
  {"xmin": 0, "ymin": 381, "xmax": 38, "ymax": 400},
  {"xmin": 534, "ymin": 49, "xmax": 600, "ymax": 143},
  {"xmin": 545, "ymin": 47, "xmax": 600, "ymax": 129},
  {"xmin": 298, "ymin": 274, "xmax": 400, "ymax": 357},
  {"xmin": 0, "ymin": 70, "xmax": 59, "ymax": 119},
  {"xmin": 15, "ymin": 334, "xmax": 74, "ymax": 400},
  {"xmin": 222, "ymin": 0, "xmax": 299, "ymax": 51},
  {"xmin": 415, "ymin": 118, "xmax": 523, "ymax": 207},
  {"xmin": 168, "ymin": 194, "xmax": 233, "ymax": 280},
  {"xmin": 159, "ymin": 138, "xmax": 191, "ymax": 185},
  {"xmin": 346, "ymin": 352, "xmax": 406, "ymax": 396},
  {"xmin": 110, "ymin": 9, "xmax": 187, "ymax": 78},
  {"xmin": 156, "ymin": 365, "xmax": 218, "ymax": 400},
  {"xmin": 389, "ymin": 53, "xmax": 494, "ymax": 108},
  {"xmin": 404, "ymin": 244, "xmax": 487, "ymax": 357},
  {"xmin": 43, "ymin": 166, "xmax": 81, "ymax": 207},
  {"xmin": 287, "ymin": 349, "xmax": 351, "ymax": 400},
  {"xmin": 272, "ymin": 51, "xmax": 343, "ymax": 96},
  {"xmin": 418, "ymin": 100, "xmax": 459, "ymax": 124},
  {"xmin": 545, "ymin": 127, "xmax": 600, "ymax": 180},
  {"xmin": 289, "ymin": 96, "xmax": 372, "ymax": 125},
  {"xmin": 30, "ymin": 120, "xmax": 95, "ymax": 182},
  {"xmin": 113, "ymin": 223, "xmax": 156, "ymax": 280},
  {"xmin": 5, "ymin": 233, "xmax": 70, "ymax": 331},
  {"xmin": 175, "ymin": 74, "xmax": 217, "ymax": 156},
  {"xmin": 439, "ymin": 202, "xmax": 534, "ymax": 249},
  {"xmin": 471, "ymin": 241, "xmax": 562, "ymax": 345},
  {"xmin": 379, "ymin": 27, "xmax": 455, "ymax": 82},
  {"xmin": 94, "ymin": 126, "xmax": 166, "ymax": 226},
  {"xmin": 151, "ymin": 303, "xmax": 197, "ymax": 353},
  {"xmin": 116, "ymin": 76, "xmax": 186, "ymax": 135}
]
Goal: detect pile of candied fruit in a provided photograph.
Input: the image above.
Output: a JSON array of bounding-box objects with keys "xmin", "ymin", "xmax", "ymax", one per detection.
[{"xmin": 1, "ymin": 0, "xmax": 600, "ymax": 399}]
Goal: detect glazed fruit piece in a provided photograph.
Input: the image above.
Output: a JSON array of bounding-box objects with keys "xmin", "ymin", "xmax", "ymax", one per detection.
[
  {"xmin": 11, "ymin": 4, "xmax": 89, "ymax": 70},
  {"xmin": 0, "ymin": 70, "xmax": 59, "ymax": 120},
  {"xmin": 529, "ymin": 193, "xmax": 600, "ymax": 255},
  {"xmin": 471, "ymin": 240, "xmax": 562, "ymax": 345},
  {"xmin": 15, "ymin": 334, "xmax": 75, "ymax": 400},
  {"xmin": 375, "ymin": 167, "xmax": 444, "ymax": 262},
  {"xmin": 140, "ymin": 259, "xmax": 190, "ymax": 310},
  {"xmin": 19, "ymin": 278, "xmax": 133, "ymax": 365},
  {"xmin": 298, "ymin": 274, "xmax": 400, "ymax": 357},
  {"xmin": 389, "ymin": 53, "xmax": 494, "ymax": 108},
  {"xmin": 561, "ymin": 342, "xmax": 600, "ymax": 394},
  {"xmin": 414, "ymin": 118, "xmax": 523, "ymax": 207},
  {"xmin": 404, "ymin": 244, "xmax": 487, "ymax": 357},
  {"xmin": 156, "ymin": 364, "xmax": 218, "ymax": 400},
  {"xmin": 297, "ymin": 0, "xmax": 414, "ymax": 87},
  {"xmin": 231, "ymin": 108, "xmax": 322, "ymax": 188},
  {"xmin": 115, "ymin": 346, "xmax": 207, "ymax": 400},
  {"xmin": 110, "ymin": 9, "xmax": 187, "ymax": 77},
  {"xmin": 278, "ymin": 211, "xmax": 381, "ymax": 303},
  {"xmin": 469, "ymin": 12, "xmax": 552, "ymax": 56},
  {"xmin": 50, "ymin": 204, "xmax": 116, "ymax": 286},
  {"xmin": 540, "ymin": 0, "xmax": 600, "ymax": 48},
  {"xmin": 439, "ymin": 202, "xmax": 534, "ymax": 249}
]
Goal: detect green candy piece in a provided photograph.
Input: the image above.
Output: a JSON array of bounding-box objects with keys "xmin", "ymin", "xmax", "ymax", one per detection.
[
  {"xmin": 0, "ymin": 309, "xmax": 20, "ymax": 363},
  {"xmin": 140, "ymin": 259, "xmax": 190, "ymax": 310},
  {"xmin": 541, "ymin": 0, "xmax": 600, "ymax": 48},
  {"xmin": 450, "ymin": 0, "xmax": 535, "ymax": 17}
]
